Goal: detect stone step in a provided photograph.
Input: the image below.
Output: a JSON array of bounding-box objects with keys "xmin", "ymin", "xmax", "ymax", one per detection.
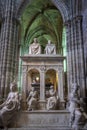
[{"xmin": 7, "ymin": 128, "xmax": 87, "ymax": 130}]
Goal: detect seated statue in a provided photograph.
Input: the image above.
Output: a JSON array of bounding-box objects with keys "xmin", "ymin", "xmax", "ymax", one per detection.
[
  {"xmin": 29, "ymin": 38, "xmax": 41, "ymax": 54},
  {"xmin": 44, "ymin": 40, "xmax": 56, "ymax": 54},
  {"xmin": 27, "ymin": 87, "xmax": 38, "ymax": 111},
  {"xmin": 46, "ymin": 85, "xmax": 57, "ymax": 110},
  {"xmin": 0, "ymin": 82, "xmax": 20, "ymax": 130},
  {"xmin": 68, "ymin": 83, "xmax": 87, "ymax": 129}
]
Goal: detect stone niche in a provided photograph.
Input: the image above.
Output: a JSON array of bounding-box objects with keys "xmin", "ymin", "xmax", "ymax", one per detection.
[{"xmin": 21, "ymin": 54, "xmax": 65, "ymax": 110}]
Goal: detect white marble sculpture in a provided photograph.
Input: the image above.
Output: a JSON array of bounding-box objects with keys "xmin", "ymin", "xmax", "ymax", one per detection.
[
  {"xmin": 27, "ymin": 87, "xmax": 38, "ymax": 111},
  {"xmin": 68, "ymin": 83, "xmax": 87, "ymax": 130},
  {"xmin": 29, "ymin": 38, "xmax": 41, "ymax": 54},
  {"xmin": 46, "ymin": 85, "xmax": 57, "ymax": 110},
  {"xmin": 0, "ymin": 82, "xmax": 20, "ymax": 130},
  {"xmin": 44, "ymin": 40, "xmax": 56, "ymax": 54}
]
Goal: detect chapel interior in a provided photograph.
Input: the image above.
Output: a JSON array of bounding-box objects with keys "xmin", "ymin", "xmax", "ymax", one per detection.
[{"xmin": 0, "ymin": 0, "xmax": 87, "ymax": 130}]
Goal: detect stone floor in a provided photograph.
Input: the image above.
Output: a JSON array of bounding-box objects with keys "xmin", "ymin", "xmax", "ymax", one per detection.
[{"xmin": 2, "ymin": 128, "xmax": 87, "ymax": 130}]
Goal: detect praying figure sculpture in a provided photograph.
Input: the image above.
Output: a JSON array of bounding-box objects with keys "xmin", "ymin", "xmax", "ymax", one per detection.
[
  {"xmin": 68, "ymin": 83, "xmax": 87, "ymax": 130},
  {"xmin": 0, "ymin": 82, "xmax": 20, "ymax": 130},
  {"xmin": 46, "ymin": 85, "xmax": 57, "ymax": 110},
  {"xmin": 44, "ymin": 40, "xmax": 56, "ymax": 54},
  {"xmin": 27, "ymin": 87, "xmax": 38, "ymax": 111},
  {"xmin": 29, "ymin": 38, "xmax": 41, "ymax": 54}
]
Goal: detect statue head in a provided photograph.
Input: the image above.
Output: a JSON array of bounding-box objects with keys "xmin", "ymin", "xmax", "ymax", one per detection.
[
  {"xmin": 33, "ymin": 38, "xmax": 38, "ymax": 43},
  {"xmin": 71, "ymin": 83, "xmax": 79, "ymax": 93},
  {"xmin": 50, "ymin": 85, "xmax": 54, "ymax": 89},
  {"xmin": 10, "ymin": 82, "xmax": 17, "ymax": 92},
  {"xmin": 31, "ymin": 87, "xmax": 35, "ymax": 91},
  {"xmin": 48, "ymin": 40, "xmax": 51, "ymax": 45}
]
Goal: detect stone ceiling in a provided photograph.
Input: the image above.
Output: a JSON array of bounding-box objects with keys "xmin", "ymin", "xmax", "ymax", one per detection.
[{"xmin": 20, "ymin": 0, "xmax": 63, "ymax": 54}]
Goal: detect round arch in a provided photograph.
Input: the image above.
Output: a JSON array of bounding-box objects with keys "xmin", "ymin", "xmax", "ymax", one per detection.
[
  {"xmin": 27, "ymin": 68, "xmax": 40, "ymax": 91},
  {"xmin": 45, "ymin": 69, "xmax": 57, "ymax": 91}
]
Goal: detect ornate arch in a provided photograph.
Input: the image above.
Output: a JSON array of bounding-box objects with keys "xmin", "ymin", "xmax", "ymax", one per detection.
[{"xmin": 51, "ymin": 0, "xmax": 70, "ymax": 22}]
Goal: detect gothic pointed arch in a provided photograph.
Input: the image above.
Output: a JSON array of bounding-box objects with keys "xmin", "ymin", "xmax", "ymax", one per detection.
[{"xmin": 16, "ymin": 0, "xmax": 70, "ymax": 22}]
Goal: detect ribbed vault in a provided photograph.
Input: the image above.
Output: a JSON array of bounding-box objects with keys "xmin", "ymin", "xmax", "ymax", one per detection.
[{"xmin": 20, "ymin": 0, "xmax": 64, "ymax": 54}]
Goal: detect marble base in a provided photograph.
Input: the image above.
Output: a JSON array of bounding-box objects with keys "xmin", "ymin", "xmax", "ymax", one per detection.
[{"xmin": 12, "ymin": 110, "xmax": 70, "ymax": 128}]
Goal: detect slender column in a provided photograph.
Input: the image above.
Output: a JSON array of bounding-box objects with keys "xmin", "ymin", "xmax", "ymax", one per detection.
[
  {"xmin": 57, "ymin": 68, "xmax": 65, "ymax": 109},
  {"xmin": 22, "ymin": 65, "xmax": 28, "ymax": 110},
  {"xmin": 40, "ymin": 70, "xmax": 45, "ymax": 100},
  {"xmin": 71, "ymin": 20, "xmax": 76, "ymax": 83},
  {"xmin": 39, "ymin": 66, "xmax": 46, "ymax": 109},
  {"xmin": 28, "ymin": 72, "xmax": 32, "ymax": 91},
  {"xmin": 64, "ymin": 21, "xmax": 72, "ymax": 93},
  {"xmin": 57, "ymin": 68, "xmax": 64, "ymax": 101}
]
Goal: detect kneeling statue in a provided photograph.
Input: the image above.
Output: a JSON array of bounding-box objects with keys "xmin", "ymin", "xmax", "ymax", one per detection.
[
  {"xmin": 46, "ymin": 85, "xmax": 58, "ymax": 110},
  {"xmin": 0, "ymin": 82, "xmax": 20, "ymax": 130},
  {"xmin": 27, "ymin": 87, "xmax": 38, "ymax": 111}
]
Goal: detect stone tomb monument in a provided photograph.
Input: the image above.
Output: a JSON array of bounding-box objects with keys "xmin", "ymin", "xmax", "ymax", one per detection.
[
  {"xmin": 21, "ymin": 54, "xmax": 65, "ymax": 110},
  {"xmin": 21, "ymin": 40, "xmax": 65, "ymax": 110},
  {"xmin": 16, "ymin": 41, "xmax": 72, "ymax": 129}
]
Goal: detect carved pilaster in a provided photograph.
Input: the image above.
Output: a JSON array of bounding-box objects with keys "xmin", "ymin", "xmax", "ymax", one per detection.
[
  {"xmin": 57, "ymin": 68, "xmax": 64, "ymax": 101},
  {"xmin": 57, "ymin": 68, "xmax": 65, "ymax": 109},
  {"xmin": 39, "ymin": 66, "xmax": 46, "ymax": 110},
  {"xmin": 40, "ymin": 66, "xmax": 46, "ymax": 100}
]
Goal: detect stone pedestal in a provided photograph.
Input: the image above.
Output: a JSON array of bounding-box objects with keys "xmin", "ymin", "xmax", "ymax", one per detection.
[
  {"xmin": 38, "ymin": 100, "xmax": 46, "ymax": 110},
  {"xmin": 12, "ymin": 110, "xmax": 71, "ymax": 129}
]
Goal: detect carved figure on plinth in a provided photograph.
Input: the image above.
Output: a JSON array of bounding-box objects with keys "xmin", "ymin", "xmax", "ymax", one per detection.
[
  {"xmin": 44, "ymin": 40, "xmax": 56, "ymax": 54},
  {"xmin": 0, "ymin": 82, "xmax": 20, "ymax": 130},
  {"xmin": 68, "ymin": 83, "xmax": 87, "ymax": 130},
  {"xmin": 29, "ymin": 38, "xmax": 41, "ymax": 54},
  {"xmin": 27, "ymin": 87, "xmax": 38, "ymax": 111},
  {"xmin": 46, "ymin": 85, "xmax": 58, "ymax": 110}
]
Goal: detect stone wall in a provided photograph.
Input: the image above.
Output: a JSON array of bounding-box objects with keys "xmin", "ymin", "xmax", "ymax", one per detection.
[{"xmin": 82, "ymin": 5, "xmax": 87, "ymax": 96}]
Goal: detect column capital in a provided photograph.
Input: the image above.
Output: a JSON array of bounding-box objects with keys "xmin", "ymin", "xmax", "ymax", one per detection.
[
  {"xmin": 22, "ymin": 66, "xmax": 28, "ymax": 73},
  {"xmin": 72, "ymin": 15, "xmax": 82, "ymax": 23},
  {"xmin": 57, "ymin": 67, "xmax": 63, "ymax": 73},
  {"xmin": 64, "ymin": 20, "xmax": 71, "ymax": 27},
  {"xmin": 40, "ymin": 65, "xmax": 46, "ymax": 72}
]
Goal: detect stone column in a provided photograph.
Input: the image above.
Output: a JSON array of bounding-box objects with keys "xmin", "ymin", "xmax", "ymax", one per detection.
[
  {"xmin": 65, "ymin": 21, "xmax": 72, "ymax": 94},
  {"xmin": 21, "ymin": 65, "xmax": 28, "ymax": 110},
  {"xmin": 65, "ymin": 16, "xmax": 86, "ymax": 97},
  {"xmin": 39, "ymin": 66, "xmax": 46, "ymax": 110},
  {"xmin": 28, "ymin": 72, "xmax": 32, "ymax": 91},
  {"xmin": 75, "ymin": 17, "xmax": 86, "ymax": 97},
  {"xmin": 0, "ymin": 0, "xmax": 20, "ymax": 99},
  {"xmin": 57, "ymin": 68, "xmax": 65, "ymax": 109}
]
